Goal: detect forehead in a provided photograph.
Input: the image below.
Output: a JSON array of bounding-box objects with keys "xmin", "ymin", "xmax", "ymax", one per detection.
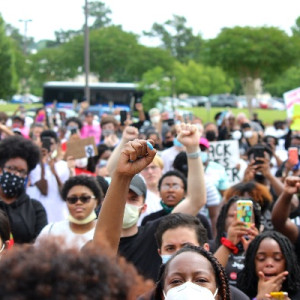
[
  {"xmin": 167, "ymin": 252, "xmax": 215, "ymax": 279},
  {"xmin": 161, "ymin": 176, "xmax": 183, "ymax": 185},
  {"xmin": 67, "ymin": 185, "xmax": 94, "ymax": 196},
  {"xmin": 162, "ymin": 227, "xmax": 199, "ymax": 246},
  {"xmin": 257, "ymin": 238, "xmax": 282, "ymax": 253},
  {"xmin": 227, "ymin": 202, "xmax": 237, "ymax": 214},
  {"xmin": 4, "ymin": 157, "xmax": 28, "ymax": 170}
]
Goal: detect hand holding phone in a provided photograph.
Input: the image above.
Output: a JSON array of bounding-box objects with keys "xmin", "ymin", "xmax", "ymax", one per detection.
[
  {"xmin": 253, "ymin": 146, "xmax": 265, "ymax": 165},
  {"xmin": 41, "ymin": 137, "xmax": 51, "ymax": 152}
]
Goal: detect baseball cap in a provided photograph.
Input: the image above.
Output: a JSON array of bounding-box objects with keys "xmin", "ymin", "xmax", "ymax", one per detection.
[
  {"xmin": 129, "ymin": 175, "xmax": 147, "ymax": 198},
  {"xmin": 199, "ymin": 137, "xmax": 210, "ymax": 149}
]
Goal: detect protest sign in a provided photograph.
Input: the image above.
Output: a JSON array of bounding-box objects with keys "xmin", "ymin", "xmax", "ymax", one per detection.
[
  {"xmin": 208, "ymin": 140, "xmax": 241, "ymax": 185},
  {"xmin": 283, "ymin": 87, "xmax": 300, "ymax": 118},
  {"xmin": 65, "ymin": 137, "xmax": 98, "ymax": 159},
  {"xmin": 291, "ymin": 104, "xmax": 300, "ymax": 131}
]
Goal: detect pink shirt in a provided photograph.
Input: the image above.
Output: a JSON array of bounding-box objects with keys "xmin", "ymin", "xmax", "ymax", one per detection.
[{"xmin": 80, "ymin": 124, "xmax": 101, "ymax": 145}]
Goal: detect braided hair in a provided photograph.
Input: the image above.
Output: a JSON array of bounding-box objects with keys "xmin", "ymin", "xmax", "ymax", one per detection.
[
  {"xmin": 237, "ymin": 230, "xmax": 300, "ymax": 298},
  {"xmin": 215, "ymin": 196, "xmax": 261, "ymax": 249},
  {"xmin": 154, "ymin": 245, "xmax": 231, "ymax": 300}
]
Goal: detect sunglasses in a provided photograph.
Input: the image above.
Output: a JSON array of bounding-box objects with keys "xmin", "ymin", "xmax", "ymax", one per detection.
[{"xmin": 66, "ymin": 195, "xmax": 96, "ymax": 204}]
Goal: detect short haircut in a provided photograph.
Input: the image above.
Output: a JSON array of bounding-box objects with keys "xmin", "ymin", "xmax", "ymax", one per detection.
[
  {"xmin": 155, "ymin": 213, "xmax": 208, "ymax": 249},
  {"xmin": 61, "ymin": 175, "xmax": 102, "ymax": 205},
  {"xmin": 65, "ymin": 117, "xmax": 83, "ymax": 130},
  {"xmin": 158, "ymin": 170, "xmax": 187, "ymax": 193},
  {"xmin": 0, "ymin": 136, "xmax": 40, "ymax": 173},
  {"xmin": 41, "ymin": 130, "xmax": 58, "ymax": 143},
  {"xmin": 0, "ymin": 239, "xmax": 154, "ymax": 299},
  {"xmin": 100, "ymin": 116, "xmax": 118, "ymax": 128}
]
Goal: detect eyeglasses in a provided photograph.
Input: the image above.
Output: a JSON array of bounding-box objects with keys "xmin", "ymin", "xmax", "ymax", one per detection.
[
  {"xmin": 66, "ymin": 195, "xmax": 96, "ymax": 204},
  {"xmin": 161, "ymin": 184, "xmax": 183, "ymax": 191},
  {"xmin": 3, "ymin": 165, "xmax": 27, "ymax": 178}
]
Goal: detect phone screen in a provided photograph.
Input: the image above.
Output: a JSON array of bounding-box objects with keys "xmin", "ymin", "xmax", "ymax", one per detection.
[
  {"xmin": 120, "ymin": 110, "xmax": 127, "ymax": 126},
  {"xmin": 253, "ymin": 147, "xmax": 265, "ymax": 165},
  {"xmin": 41, "ymin": 137, "xmax": 51, "ymax": 152},
  {"xmin": 236, "ymin": 200, "xmax": 253, "ymax": 228}
]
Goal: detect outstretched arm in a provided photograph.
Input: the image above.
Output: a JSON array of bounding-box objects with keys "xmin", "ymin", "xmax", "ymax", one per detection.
[
  {"xmin": 106, "ymin": 126, "xmax": 139, "ymax": 176},
  {"xmin": 272, "ymin": 176, "xmax": 300, "ymax": 244},
  {"xmin": 93, "ymin": 139, "xmax": 156, "ymax": 254},
  {"xmin": 173, "ymin": 123, "xmax": 206, "ymax": 215}
]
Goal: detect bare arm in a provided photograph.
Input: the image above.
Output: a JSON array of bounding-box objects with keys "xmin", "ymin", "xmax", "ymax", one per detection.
[
  {"xmin": 271, "ymin": 176, "xmax": 300, "ymax": 244},
  {"xmin": 173, "ymin": 123, "xmax": 206, "ymax": 215},
  {"xmin": 93, "ymin": 139, "xmax": 156, "ymax": 254},
  {"xmin": 106, "ymin": 126, "xmax": 139, "ymax": 176},
  {"xmin": 0, "ymin": 124, "xmax": 14, "ymax": 136}
]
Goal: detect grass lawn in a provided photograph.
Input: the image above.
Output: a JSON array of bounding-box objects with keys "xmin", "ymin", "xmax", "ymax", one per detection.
[
  {"xmin": 186, "ymin": 107, "xmax": 287, "ymax": 126},
  {"xmin": 0, "ymin": 103, "xmax": 286, "ymax": 126}
]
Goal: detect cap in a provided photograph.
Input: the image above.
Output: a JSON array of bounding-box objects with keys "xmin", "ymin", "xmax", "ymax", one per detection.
[
  {"xmin": 129, "ymin": 174, "xmax": 147, "ymax": 198},
  {"xmin": 199, "ymin": 137, "xmax": 210, "ymax": 149}
]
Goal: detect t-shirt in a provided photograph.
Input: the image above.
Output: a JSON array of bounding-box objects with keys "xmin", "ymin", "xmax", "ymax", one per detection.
[
  {"xmin": 80, "ymin": 123, "xmax": 101, "ymax": 145},
  {"xmin": 118, "ymin": 218, "xmax": 162, "ymax": 281},
  {"xmin": 37, "ymin": 220, "xmax": 95, "ymax": 249}
]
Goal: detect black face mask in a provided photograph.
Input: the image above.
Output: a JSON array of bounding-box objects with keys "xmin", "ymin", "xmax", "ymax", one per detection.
[
  {"xmin": 163, "ymin": 141, "xmax": 174, "ymax": 148},
  {"xmin": 206, "ymin": 130, "xmax": 217, "ymax": 141},
  {"xmin": 0, "ymin": 171, "xmax": 25, "ymax": 198}
]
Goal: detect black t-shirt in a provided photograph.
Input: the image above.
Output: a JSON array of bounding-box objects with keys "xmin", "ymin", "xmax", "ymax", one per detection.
[{"xmin": 118, "ymin": 218, "xmax": 162, "ymax": 281}]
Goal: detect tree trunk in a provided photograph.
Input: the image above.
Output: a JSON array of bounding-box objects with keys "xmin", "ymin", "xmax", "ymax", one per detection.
[{"xmin": 241, "ymin": 77, "xmax": 260, "ymax": 117}]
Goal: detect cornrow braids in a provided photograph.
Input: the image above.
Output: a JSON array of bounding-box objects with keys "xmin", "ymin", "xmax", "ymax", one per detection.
[
  {"xmin": 237, "ymin": 231, "xmax": 300, "ymax": 298},
  {"xmin": 215, "ymin": 196, "xmax": 261, "ymax": 249},
  {"xmin": 155, "ymin": 245, "xmax": 231, "ymax": 300}
]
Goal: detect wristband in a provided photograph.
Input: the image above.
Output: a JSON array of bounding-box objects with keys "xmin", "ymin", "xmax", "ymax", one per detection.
[
  {"xmin": 186, "ymin": 150, "xmax": 201, "ymax": 159},
  {"xmin": 220, "ymin": 237, "xmax": 239, "ymax": 254}
]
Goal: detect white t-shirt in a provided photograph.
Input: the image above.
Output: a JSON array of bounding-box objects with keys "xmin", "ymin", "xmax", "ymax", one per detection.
[
  {"xmin": 27, "ymin": 160, "xmax": 70, "ymax": 222},
  {"xmin": 36, "ymin": 220, "xmax": 95, "ymax": 249}
]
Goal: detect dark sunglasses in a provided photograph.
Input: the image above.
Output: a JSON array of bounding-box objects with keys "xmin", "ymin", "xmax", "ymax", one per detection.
[{"xmin": 66, "ymin": 195, "xmax": 96, "ymax": 204}]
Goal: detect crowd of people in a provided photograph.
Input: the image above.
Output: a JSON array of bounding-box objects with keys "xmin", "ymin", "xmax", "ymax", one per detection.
[{"xmin": 0, "ymin": 103, "xmax": 300, "ymax": 299}]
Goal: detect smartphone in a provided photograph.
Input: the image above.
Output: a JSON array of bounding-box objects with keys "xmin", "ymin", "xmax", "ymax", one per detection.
[
  {"xmin": 41, "ymin": 137, "xmax": 51, "ymax": 152},
  {"xmin": 70, "ymin": 127, "xmax": 77, "ymax": 135},
  {"xmin": 253, "ymin": 146, "xmax": 265, "ymax": 165},
  {"xmin": 288, "ymin": 147, "xmax": 299, "ymax": 166},
  {"xmin": 236, "ymin": 200, "xmax": 253, "ymax": 228},
  {"xmin": 120, "ymin": 110, "xmax": 127, "ymax": 126},
  {"xmin": 270, "ymin": 292, "xmax": 288, "ymax": 299}
]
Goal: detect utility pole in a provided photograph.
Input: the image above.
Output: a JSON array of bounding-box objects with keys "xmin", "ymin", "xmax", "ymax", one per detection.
[
  {"xmin": 84, "ymin": 0, "xmax": 90, "ymax": 104},
  {"xmin": 19, "ymin": 19, "xmax": 32, "ymax": 55}
]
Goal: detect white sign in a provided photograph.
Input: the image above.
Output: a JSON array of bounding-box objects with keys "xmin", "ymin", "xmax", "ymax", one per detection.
[
  {"xmin": 208, "ymin": 140, "xmax": 240, "ymax": 184},
  {"xmin": 283, "ymin": 87, "xmax": 300, "ymax": 118}
]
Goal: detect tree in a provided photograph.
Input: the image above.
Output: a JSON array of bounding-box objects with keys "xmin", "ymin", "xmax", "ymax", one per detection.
[
  {"xmin": 264, "ymin": 65, "xmax": 300, "ymax": 96},
  {"xmin": 206, "ymin": 26, "xmax": 298, "ymax": 112},
  {"xmin": 0, "ymin": 16, "xmax": 17, "ymax": 99},
  {"xmin": 292, "ymin": 16, "xmax": 300, "ymax": 37},
  {"xmin": 144, "ymin": 15, "xmax": 203, "ymax": 63},
  {"xmin": 88, "ymin": 1, "xmax": 112, "ymax": 29},
  {"xmin": 138, "ymin": 67, "xmax": 172, "ymax": 110},
  {"xmin": 174, "ymin": 61, "xmax": 234, "ymax": 96}
]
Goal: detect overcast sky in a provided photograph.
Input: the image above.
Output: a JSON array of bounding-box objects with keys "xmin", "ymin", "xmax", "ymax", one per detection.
[{"xmin": 1, "ymin": 0, "xmax": 300, "ymax": 46}]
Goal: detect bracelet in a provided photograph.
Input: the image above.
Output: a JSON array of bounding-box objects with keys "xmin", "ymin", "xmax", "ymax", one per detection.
[
  {"xmin": 220, "ymin": 237, "xmax": 239, "ymax": 254},
  {"xmin": 186, "ymin": 150, "xmax": 201, "ymax": 159}
]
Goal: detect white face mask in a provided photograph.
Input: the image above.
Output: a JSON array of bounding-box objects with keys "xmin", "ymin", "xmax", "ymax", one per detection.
[
  {"xmin": 164, "ymin": 282, "xmax": 218, "ymax": 300},
  {"xmin": 161, "ymin": 254, "xmax": 172, "ymax": 264},
  {"xmin": 150, "ymin": 115, "xmax": 161, "ymax": 124},
  {"xmin": 122, "ymin": 203, "xmax": 142, "ymax": 229},
  {"xmin": 75, "ymin": 157, "xmax": 88, "ymax": 168},
  {"xmin": 244, "ymin": 131, "xmax": 253, "ymax": 138},
  {"xmin": 232, "ymin": 130, "xmax": 242, "ymax": 140}
]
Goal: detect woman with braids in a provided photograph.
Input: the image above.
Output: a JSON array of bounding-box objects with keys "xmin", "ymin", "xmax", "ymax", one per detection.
[
  {"xmin": 0, "ymin": 136, "xmax": 47, "ymax": 244},
  {"xmin": 154, "ymin": 245, "xmax": 231, "ymax": 300},
  {"xmin": 213, "ymin": 196, "xmax": 261, "ymax": 287},
  {"xmin": 36, "ymin": 175, "xmax": 102, "ymax": 249},
  {"xmin": 237, "ymin": 231, "xmax": 300, "ymax": 300}
]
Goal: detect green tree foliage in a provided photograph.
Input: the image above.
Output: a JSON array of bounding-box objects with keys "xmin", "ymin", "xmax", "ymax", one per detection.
[
  {"xmin": 173, "ymin": 61, "xmax": 234, "ymax": 95},
  {"xmin": 0, "ymin": 16, "xmax": 17, "ymax": 99},
  {"xmin": 265, "ymin": 65, "xmax": 300, "ymax": 96},
  {"xmin": 138, "ymin": 67, "xmax": 172, "ymax": 110},
  {"xmin": 88, "ymin": 0, "xmax": 112, "ymax": 29},
  {"xmin": 292, "ymin": 17, "xmax": 300, "ymax": 37},
  {"xmin": 144, "ymin": 15, "xmax": 203, "ymax": 63}
]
